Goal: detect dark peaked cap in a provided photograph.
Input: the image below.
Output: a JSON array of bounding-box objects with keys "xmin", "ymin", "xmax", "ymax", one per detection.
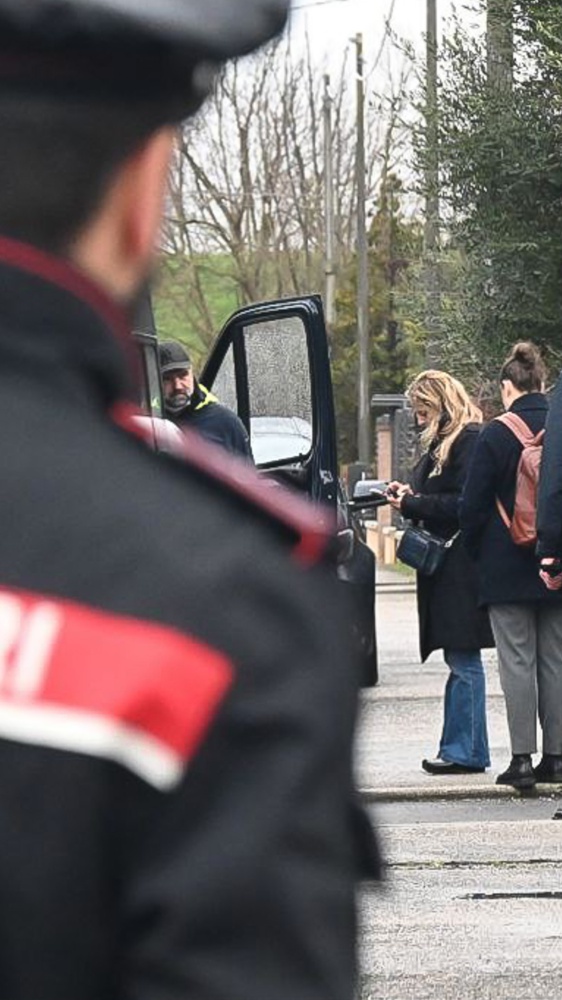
[
  {"xmin": 0, "ymin": 0, "xmax": 291, "ymax": 113},
  {"xmin": 0, "ymin": 0, "xmax": 290, "ymax": 61}
]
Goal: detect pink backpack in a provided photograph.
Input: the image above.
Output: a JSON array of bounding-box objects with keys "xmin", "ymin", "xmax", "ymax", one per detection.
[{"xmin": 495, "ymin": 412, "xmax": 544, "ymax": 547}]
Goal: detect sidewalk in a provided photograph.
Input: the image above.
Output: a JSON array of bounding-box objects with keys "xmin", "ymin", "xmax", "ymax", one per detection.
[{"xmin": 355, "ymin": 567, "xmax": 525, "ymax": 802}]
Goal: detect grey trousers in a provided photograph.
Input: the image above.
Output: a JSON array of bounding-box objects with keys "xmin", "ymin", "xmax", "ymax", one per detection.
[{"xmin": 489, "ymin": 603, "xmax": 562, "ymax": 755}]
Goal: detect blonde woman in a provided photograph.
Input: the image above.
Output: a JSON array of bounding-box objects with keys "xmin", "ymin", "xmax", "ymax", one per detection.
[{"xmin": 388, "ymin": 371, "xmax": 494, "ymax": 774}]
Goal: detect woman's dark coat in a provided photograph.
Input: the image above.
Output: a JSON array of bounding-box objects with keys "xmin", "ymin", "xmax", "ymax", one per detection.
[
  {"xmin": 401, "ymin": 424, "xmax": 494, "ymax": 663},
  {"xmin": 461, "ymin": 392, "xmax": 560, "ymax": 607}
]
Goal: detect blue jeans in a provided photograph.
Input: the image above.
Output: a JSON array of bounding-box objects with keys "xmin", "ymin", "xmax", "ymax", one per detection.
[{"xmin": 439, "ymin": 649, "xmax": 491, "ymax": 768}]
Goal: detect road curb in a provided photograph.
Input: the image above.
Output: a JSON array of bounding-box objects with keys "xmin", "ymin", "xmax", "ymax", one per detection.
[
  {"xmin": 377, "ymin": 584, "xmax": 416, "ymax": 595},
  {"xmin": 359, "ymin": 783, "xmax": 561, "ymax": 804}
]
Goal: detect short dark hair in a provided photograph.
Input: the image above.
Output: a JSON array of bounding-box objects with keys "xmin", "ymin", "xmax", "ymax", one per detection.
[
  {"xmin": 0, "ymin": 94, "xmax": 168, "ymax": 255},
  {"xmin": 500, "ymin": 341, "xmax": 547, "ymax": 393}
]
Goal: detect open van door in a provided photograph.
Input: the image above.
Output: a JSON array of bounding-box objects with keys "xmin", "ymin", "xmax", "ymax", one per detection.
[
  {"xmin": 201, "ymin": 295, "xmax": 338, "ymax": 509},
  {"xmin": 135, "ymin": 289, "xmax": 378, "ymax": 686}
]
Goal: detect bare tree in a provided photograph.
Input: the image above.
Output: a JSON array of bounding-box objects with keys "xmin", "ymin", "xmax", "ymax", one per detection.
[{"xmin": 158, "ymin": 36, "xmax": 414, "ymax": 355}]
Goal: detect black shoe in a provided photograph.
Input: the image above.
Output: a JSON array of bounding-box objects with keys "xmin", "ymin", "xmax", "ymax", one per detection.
[
  {"xmin": 421, "ymin": 758, "xmax": 486, "ymax": 775},
  {"xmin": 534, "ymin": 754, "xmax": 562, "ymax": 784},
  {"xmin": 496, "ymin": 755, "xmax": 536, "ymax": 789}
]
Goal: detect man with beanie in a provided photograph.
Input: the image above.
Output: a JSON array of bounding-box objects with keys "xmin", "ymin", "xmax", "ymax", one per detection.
[
  {"xmin": 159, "ymin": 339, "xmax": 253, "ymax": 458},
  {"xmin": 0, "ymin": 3, "xmax": 379, "ymax": 999}
]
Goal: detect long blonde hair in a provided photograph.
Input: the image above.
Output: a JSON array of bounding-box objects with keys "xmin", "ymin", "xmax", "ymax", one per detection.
[{"xmin": 407, "ymin": 370, "xmax": 482, "ymax": 474}]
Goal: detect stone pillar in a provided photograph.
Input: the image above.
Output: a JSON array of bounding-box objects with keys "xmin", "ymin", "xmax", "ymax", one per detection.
[{"xmin": 375, "ymin": 415, "xmax": 392, "ymax": 528}]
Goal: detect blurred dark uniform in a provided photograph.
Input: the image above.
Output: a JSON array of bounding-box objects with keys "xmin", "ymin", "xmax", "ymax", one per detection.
[
  {"xmin": 0, "ymin": 3, "xmax": 380, "ymax": 1000},
  {"xmin": 537, "ymin": 374, "xmax": 562, "ymax": 560}
]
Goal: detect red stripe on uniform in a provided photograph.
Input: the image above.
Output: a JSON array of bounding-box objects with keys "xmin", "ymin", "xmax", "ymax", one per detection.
[{"xmin": 0, "ymin": 588, "xmax": 233, "ymax": 781}]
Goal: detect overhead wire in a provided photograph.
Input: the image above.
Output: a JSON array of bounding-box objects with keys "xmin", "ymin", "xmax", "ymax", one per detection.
[
  {"xmin": 292, "ymin": 0, "xmax": 399, "ymax": 80},
  {"xmin": 292, "ymin": 0, "xmax": 351, "ymax": 11},
  {"xmin": 371, "ymin": 0, "xmax": 397, "ymax": 75}
]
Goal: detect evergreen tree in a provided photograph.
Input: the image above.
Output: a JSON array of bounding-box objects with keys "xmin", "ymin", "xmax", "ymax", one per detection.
[{"xmin": 433, "ymin": 0, "xmax": 562, "ymax": 384}]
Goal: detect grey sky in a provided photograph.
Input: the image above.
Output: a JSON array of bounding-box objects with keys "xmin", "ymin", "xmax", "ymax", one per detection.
[{"xmin": 289, "ymin": 0, "xmax": 482, "ymax": 66}]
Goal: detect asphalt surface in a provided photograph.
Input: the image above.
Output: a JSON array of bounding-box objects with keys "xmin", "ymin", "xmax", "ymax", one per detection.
[
  {"xmin": 356, "ymin": 569, "xmax": 562, "ymax": 999},
  {"xmin": 357, "ymin": 573, "xmax": 516, "ymax": 798},
  {"xmin": 372, "ymin": 795, "xmax": 561, "ymax": 826}
]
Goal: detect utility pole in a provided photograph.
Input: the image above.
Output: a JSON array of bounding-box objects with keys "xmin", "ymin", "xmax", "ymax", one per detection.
[
  {"xmin": 484, "ymin": 1, "xmax": 513, "ymax": 325},
  {"xmin": 323, "ymin": 74, "xmax": 336, "ymax": 329},
  {"xmin": 354, "ymin": 33, "xmax": 371, "ymax": 466},
  {"xmin": 424, "ymin": 0, "xmax": 440, "ymax": 367},
  {"xmin": 487, "ymin": 0, "xmax": 514, "ymax": 94}
]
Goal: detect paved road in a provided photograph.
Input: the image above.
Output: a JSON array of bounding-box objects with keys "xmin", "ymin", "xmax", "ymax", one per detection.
[{"xmin": 356, "ymin": 572, "xmax": 562, "ymax": 999}]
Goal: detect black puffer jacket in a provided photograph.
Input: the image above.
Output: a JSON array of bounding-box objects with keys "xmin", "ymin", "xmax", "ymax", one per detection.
[
  {"xmin": 0, "ymin": 235, "xmax": 379, "ymax": 1000},
  {"xmin": 401, "ymin": 424, "xmax": 494, "ymax": 662}
]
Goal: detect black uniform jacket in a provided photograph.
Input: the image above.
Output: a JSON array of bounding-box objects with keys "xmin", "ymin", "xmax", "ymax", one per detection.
[
  {"xmin": 462, "ymin": 393, "xmax": 560, "ymax": 606},
  {"xmin": 172, "ymin": 381, "xmax": 254, "ymax": 460},
  {"xmin": 401, "ymin": 425, "xmax": 494, "ymax": 662},
  {"xmin": 537, "ymin": 374, "xmax": 562, "ymax": 559},
  {"xmin": 0, "ymin": 236, "xmax": 379, "ymax": 1000}
]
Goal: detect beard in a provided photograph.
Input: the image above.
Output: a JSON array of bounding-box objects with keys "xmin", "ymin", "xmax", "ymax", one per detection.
[{"xmin": 164, "ymin": 390, "xmax": 191, "ymax": 416}]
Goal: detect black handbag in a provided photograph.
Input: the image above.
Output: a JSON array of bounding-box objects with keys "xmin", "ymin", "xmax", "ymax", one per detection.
[{"xmin": 396, "ymin": 526, "xmax": 460, "ymax": 576}]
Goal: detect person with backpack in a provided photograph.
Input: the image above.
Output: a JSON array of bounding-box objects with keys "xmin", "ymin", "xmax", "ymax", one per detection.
[{"xmin": 461, "ymin": 342, "xmax": 562, "ymax": 790}]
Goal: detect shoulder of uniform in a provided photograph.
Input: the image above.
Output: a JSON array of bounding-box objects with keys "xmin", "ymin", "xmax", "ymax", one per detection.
[
  {"xmin": 113, "ymin": 404, "xmax": 335, "ymax": 567},
  {"xmin": 180, "ymin": 428, "xmax": 335, "ymax": 566}
]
